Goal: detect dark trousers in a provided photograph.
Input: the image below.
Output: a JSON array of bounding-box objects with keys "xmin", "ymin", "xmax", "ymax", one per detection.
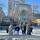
[
  {"xmin": 27, "ymin": 31, "xmax": 31, "ymax": 35},
  {"xmin": 6, "ymin": 28, "xmax": 8, "ymax": 33},
  {"xmin": 22, "ymin": 29, "xmax": 26, "ymax": 34}
]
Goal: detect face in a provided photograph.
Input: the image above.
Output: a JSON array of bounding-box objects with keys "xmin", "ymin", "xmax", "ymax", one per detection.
[{"xmin": 22, "ymin": 22, "xmax": 25, "ymax": 26}]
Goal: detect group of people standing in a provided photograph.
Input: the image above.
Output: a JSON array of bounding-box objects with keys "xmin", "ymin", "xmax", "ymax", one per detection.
[{"xmin": 8, "ymin": 22, "xmax": 33, "ymax": 36}]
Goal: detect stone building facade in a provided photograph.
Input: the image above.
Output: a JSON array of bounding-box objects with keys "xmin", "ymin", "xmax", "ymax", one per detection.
[
  {"xmin": 8, "ymin": 0, "xmax": 32, "ymax": 23},
  {"xmin": 8, "ymin": 0, "xmax": 24, "ymax": 17},
  {"xmin": 0, "ymin": 7, "xmax": 5, "ymax": 23}
]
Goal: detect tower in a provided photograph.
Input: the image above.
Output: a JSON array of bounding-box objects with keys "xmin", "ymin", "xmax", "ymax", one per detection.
[
  {"xmin": 8, "ymin": 0, "xmax": 25, "ymax": 17},
  {"xmin": 0, "ymin": 7, "xmax": 5, "ymax": 23}
]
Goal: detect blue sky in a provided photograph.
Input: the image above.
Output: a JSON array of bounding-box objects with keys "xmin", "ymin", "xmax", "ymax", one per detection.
[
  {"xmin": 0, "ymin": 0, "xmax": 8, "ymax": 16},
  {"xmin": 0, "ymin": 0, "xmax": 40, "ymax": 16}
]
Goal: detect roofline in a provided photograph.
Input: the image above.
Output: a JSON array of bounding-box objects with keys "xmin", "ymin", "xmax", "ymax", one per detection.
[{"xmin": 16, "ymin": 4, "xmax": 31, "ymax": 6}]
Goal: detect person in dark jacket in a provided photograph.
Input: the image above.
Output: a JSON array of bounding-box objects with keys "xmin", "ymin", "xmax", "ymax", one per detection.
[
  {"xmin": 21, "ymin": 22, "xmax": 26, "ymax": 35},
  {"xmin": 27, "ymin": 24, "xmax": 33, "ymax": 35}
]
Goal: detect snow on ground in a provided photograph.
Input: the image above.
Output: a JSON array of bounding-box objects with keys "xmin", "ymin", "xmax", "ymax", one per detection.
[{"xmin": 32, "ymin": 29, "xmax": 40, "ymax": 36}]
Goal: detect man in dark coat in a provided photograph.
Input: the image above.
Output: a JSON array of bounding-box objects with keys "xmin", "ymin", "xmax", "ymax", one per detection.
[
  {"xmin": 21, "ymin": 22, "xmax": 26, "ymax": 35},
  {"xmin": 27, "ymin": 24, "xmax": 33, "ymax": 35}
]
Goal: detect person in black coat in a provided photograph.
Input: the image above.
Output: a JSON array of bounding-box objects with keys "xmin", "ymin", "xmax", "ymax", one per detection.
[
  {"xmin": 21, "ymin": 22, "xmax": 26, "ymax": 35},
  {"xmin": 27, "ymin": 24, "xmax": 33, "ymax": 35}
]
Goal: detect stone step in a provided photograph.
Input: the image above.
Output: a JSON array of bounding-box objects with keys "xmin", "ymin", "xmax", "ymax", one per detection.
[
  {"xmin": 0, "ymin": 33, "xmax": 8, "ymax": 35},
  {"xmin": 0, "ymin": 30, "xmax": 6, "ymax": 33}
]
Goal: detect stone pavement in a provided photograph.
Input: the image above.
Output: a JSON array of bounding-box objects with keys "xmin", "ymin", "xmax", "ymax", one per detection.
[{"xmin": 0, "ymin": 35, "xmax": 40, "ymax": 40}]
